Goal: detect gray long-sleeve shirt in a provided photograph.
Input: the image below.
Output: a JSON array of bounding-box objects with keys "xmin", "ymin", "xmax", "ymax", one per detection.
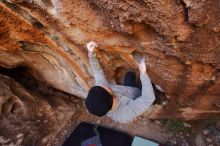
[{"xmin": 88, "ymin": 52, "xmax": 155, "ymax": 123}]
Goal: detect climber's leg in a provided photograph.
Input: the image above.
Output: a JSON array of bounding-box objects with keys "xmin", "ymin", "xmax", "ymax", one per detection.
[{"xmin": 123, "ymin": 72, "xmax": 137, "ymax": 87}]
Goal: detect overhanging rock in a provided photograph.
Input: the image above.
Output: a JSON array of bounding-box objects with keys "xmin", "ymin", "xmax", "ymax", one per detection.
[{"xmin": 0, "ymin": 0, "xmax": 219, "ymax": 120}]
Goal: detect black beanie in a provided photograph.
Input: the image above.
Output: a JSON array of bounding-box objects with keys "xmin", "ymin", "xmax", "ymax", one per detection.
[{"xmin": 85, "ymin": 86, "xmax": 113, "ymax": 117}]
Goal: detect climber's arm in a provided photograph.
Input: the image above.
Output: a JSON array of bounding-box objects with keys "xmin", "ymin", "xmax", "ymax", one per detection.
[
  {"xmin": 87, "ymin": 41, "xmax": 109, "ymax": 86},
  {"xmin": 131, "ymin": 70, "xmax": 156, "ymax": 111},
  {"xmin": 115, "ymin": 58, "xmax": 155, "ymax": 123},
  {"xmin": 135, "ymin": 58, "xmax": 155, "ymax": 109}
]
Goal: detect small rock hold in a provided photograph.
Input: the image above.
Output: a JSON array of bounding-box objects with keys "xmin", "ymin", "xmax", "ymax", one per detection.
[
  {"xmin": 203, "ymin": 129, "xmax": 209, "ymax": 135},
  {"xmin": 161, "ymin": 100, "xmax": 168, "ymax": 105},
  {"xmin": 206, "ymin": 138, "xmax": 213, "ymax": 143},
  {"xmin": 96, "ymin": 120, "xmax": 101, "ymax": 124},
  {"xmin": 41, "ymin": 137, "xmax": 48, "ymax": 144},
  {"xmin": 171, "ymin": 139, "xmax": 177, "ymax": 144},
  {"xmin": 155, "ymin": 84, "xmax": 164, "ymax": 92},
  {"xmin": 211, "ymin": 76, "xmax": 216, "ymax": 81},
  {"xmin": 195, "ymin": 134, "xmax": 206, "ymax": 146},
  {"xmin": 16, "ymin": 133, "xmax": 23, "ymax": 139},
  {"xmin": 155, "ymin": 120, "xmax": 161, "ymax": 125},
  {"xmin": 183, "ymin": 122, "xmax": 191, "ymax": 128},
  {"xmin": 213, "ymin": 24, "xmax": 220, "ymax": 32},
  {"xmin": 185, "ymin": 60, "xmax": 192, "ymax": 65},
  {"xmin": 0, "ymin": 136, "xmax": 11, "ymax": 144},
  {"xmin": 166, "ymin": 95, "xmax": 171, "ymax": 99}
]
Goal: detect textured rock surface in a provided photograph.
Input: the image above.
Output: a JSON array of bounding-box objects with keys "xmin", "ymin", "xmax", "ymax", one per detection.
[
  {"xmin": 0, "ymin": 74, "xmax": 175, "ymax": 146},
  {"xmin": 0, "ymin": 74, "xmax": 78, "ymax": 145},
  {"xmin": 0, "ymin": 0, "xmax": 220, "ymax": 145},
  {"xmin": 0, "ymin": 0, "xmax": 219, "ymax": 124}
]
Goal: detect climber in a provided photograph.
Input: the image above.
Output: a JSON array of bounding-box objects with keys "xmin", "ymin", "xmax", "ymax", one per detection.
[{"xmin": 85, "ymin": 41, "xmax": 155, "ymax": 123}]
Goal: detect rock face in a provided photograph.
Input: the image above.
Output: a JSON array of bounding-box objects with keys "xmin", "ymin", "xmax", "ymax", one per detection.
[
  {"xmin": 0, "ymin": 0, "xmax": 219, "ymax": 123},
  {"xmin": 0, "ymin": 74, "xmax": 78, "ymax": 146}
]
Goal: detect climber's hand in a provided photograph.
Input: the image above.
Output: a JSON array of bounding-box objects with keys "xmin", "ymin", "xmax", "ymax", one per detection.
[
  {"xmin": 138, "ymin": 58, "xmax": 146, "ymax": 74},
  {"xmin": 87, "ymin": 41, "xmax": 98, "ymax": 53}
]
